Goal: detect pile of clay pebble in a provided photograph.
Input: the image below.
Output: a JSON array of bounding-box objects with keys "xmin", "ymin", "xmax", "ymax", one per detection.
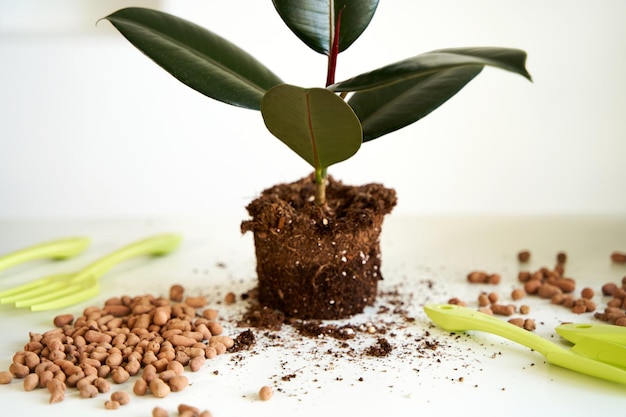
[
  {"xmin": 456, "ymin": 249, "xmax": 626, "ymax": 329},
  {"xmin": 153, "ymin": 403, "xmax": 213, "ymax": 417},
  {"xmin": 0, "ymin": 284, "xmax": 233, "ymax": 411}
]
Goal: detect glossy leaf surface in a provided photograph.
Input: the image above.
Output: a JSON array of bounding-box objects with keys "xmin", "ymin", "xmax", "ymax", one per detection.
[
  {"xmin": 261, "ymin": 85, "xmax": 362, "ymax": 169},
  {"xmin": 332, "ymin": 47, "xmax": 532, "ymax": 141},
  {"xmin": 104, "ymin": 7, "xmax": 283, "ymax": 110},
  {"xmin": 272, "ymin": 0, "xmax": 379, "ymax": 55},
  {"xmin": 348, "ymin": 67, "xmax": 483, "ymax": 141},
  {"xmin": 332, "ymin": 47, "xmax": 532, "ymax": 92}
]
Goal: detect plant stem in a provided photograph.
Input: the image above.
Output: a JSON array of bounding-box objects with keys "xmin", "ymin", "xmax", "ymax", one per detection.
[
  {"xmin": 317, "ymin": 5, "xmax": 346, "ymax": 208},
  {"xmin": 314, "ymin": 168, "xmax": 327, "ymax": 207},
  {"xmin": 325, "ymin": 6, "xmax": 344, "ymax": 87},
  {"xmin": 318, "ymin": 5, "xmax": 344, "ymax": 208}
]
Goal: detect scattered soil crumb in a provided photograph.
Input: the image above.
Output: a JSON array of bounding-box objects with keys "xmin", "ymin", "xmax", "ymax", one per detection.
[
  {"xmin": 365, "ymin": 338, "xmax": 393, "ymax": 357},
  {"xmin": 238, "ymin": 304, "xmax": 285, "ymax": 331},
  {"xmin": 293, "ymin": 321, "xmax": 358, "ymax": 340},
  {"xmin": 230, "ymin": 329, "xmax": 256, "ymax": 352}
]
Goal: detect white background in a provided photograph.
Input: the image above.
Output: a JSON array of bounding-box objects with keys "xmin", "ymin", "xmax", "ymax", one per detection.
[{"xmin": 1, "ymin": 0, "xmax": 625, "ymax": 219}]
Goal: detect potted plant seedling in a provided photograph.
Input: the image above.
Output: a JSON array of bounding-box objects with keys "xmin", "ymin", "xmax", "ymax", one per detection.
[{"xmin": 102, "ymin": 1, "xmax": 531, "ymax": 319}]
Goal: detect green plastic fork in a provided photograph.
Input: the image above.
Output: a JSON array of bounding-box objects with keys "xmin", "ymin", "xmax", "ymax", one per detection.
[
  {"xmin": 424, "ymin": 303, "xmax": 626, "ymax": 385},
  {"xmin": 0, "ymin": 236, "xmax": 90, "ymax": 274},
  {"xmin": 0, "ymin": 233, "xmax": 182, "ymax": 311}
]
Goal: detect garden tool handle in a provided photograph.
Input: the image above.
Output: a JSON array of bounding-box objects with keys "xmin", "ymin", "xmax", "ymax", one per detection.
[
  {"xmin": 70, "ymin": 233, "xmax": 182, "ymax": 283},
  {"xmin": 424, "ymin": 303, "xmax": 556, "ymax": 356},
  {"xmin": 0, "ymin": 237, "xmax": 90, "ymax": 274}
]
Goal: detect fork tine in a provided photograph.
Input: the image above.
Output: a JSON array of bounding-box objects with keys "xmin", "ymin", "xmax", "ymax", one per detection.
[
  {"xmin": 29, "ymin": 281, "xmax": 100, "ymax": 311},
  {"xmin": 14, "ymin": 282, "xmax": 85, "ymax": 308},
  {"xmin": 0, "ymin": 275, "xmax": 64, "ymax": 302},
  {"xmin": 0, "ymin": 277, "xmax": 72, "ymax": 304}
]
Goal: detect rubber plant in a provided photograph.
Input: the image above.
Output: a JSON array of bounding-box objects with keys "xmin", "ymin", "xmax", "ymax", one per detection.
[{"xmin": 102, "ymin": 1, "xmax": 531, "ymax": 319}]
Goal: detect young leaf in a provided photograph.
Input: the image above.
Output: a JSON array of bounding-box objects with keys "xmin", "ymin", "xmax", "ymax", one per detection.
[
  {"xmin": 348, "ymin": 67, "xmax": 484, "ymax": 141},
  {"xmin": 272, "ymin": 0, "xmax": 379, "ymax": 55},
  {"xmin": 261, "ymin": 84, "xmax": 362, "ymax": 169},
  {"xmin": 331, "ymin": 47, "xmax": 532, "ymax": 92},
  {"xmin": 103, "ymin": 7, "xmax": 283, "ymax": 110},
  {"xmin": 329, "ymin": 47, "xmax": 532, "ymax": 141}
]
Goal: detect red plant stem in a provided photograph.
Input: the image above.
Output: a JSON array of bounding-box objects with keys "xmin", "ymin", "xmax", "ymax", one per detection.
[{"xmin": 325, "ymin": 6, "xmax": 344, "ymax": 87}]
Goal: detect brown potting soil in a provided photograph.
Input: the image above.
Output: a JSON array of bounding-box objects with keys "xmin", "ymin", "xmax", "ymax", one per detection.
[{"xmin": 241, "ymin": 174, "xmax": 397, "ymax": 320}]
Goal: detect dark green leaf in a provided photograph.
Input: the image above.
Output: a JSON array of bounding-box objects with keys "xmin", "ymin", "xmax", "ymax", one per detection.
[
  {"xmin": 261, "ymin": 84, "xmax": 362, "ymax": 169},
  {"xmin": 333, "ymin": 47, "xmax": 532, "ymax": 141},
  {"xmin": 103, "ymin": 7, "xmax": 283, "ymax": 110},
  {"xmin": 272, "ymin": 0, "xmax": 379, "ymax": 55},
  {"xmin": 331, "ymin": 47, "xmax": 532, "ymax": 92},
  {"xmin": 348, "ymin": 67, "xmax": 483, "ymax": 141}
]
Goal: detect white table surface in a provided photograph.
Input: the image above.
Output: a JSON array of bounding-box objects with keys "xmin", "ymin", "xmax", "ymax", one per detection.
[{"xmin": 0, "ymin": 215, "xmax": 625, "ymax": 416}]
